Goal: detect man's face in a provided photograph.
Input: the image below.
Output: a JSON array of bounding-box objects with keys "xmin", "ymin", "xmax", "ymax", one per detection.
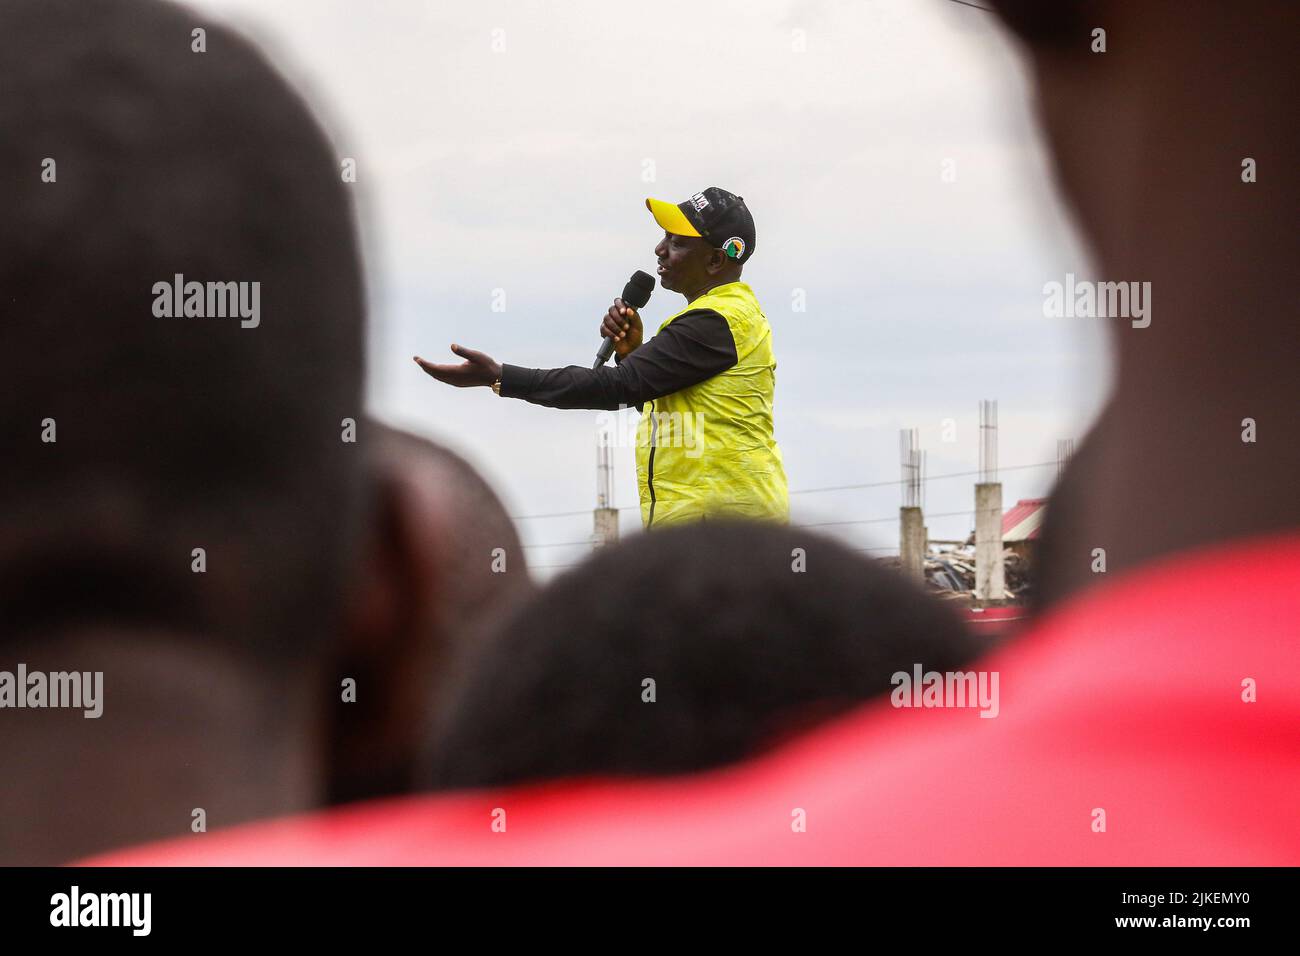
[{"xmin": 654, "ymin": 231, "xmax": 714, "ymax": 293}]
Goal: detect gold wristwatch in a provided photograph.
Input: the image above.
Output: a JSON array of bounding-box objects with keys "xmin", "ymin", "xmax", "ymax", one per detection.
[{"xmin": 491, "ymin": 378, "xmax": 502, "ymax": 396}]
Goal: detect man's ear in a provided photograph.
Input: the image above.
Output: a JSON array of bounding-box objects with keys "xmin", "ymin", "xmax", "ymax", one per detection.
[
  {"xmin": 704, "ymin": 248, "xmax": 728, "ymax": 275},
  {"xmin": 327, "ymin": 452, "xmax": 446, "ymax": 805}
]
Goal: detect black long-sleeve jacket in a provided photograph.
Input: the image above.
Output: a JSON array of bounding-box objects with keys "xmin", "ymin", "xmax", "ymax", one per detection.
[{"xmin": 498, "ymin": 309, "xmax": 738, "ymax": 412}]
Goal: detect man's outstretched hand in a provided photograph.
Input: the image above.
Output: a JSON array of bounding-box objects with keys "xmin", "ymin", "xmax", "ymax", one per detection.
[{"xmin": 414, "ymin": 344, "xmax": 502, "ymax": 388}]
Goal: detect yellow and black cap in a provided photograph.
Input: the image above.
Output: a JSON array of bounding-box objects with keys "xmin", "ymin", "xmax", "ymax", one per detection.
[{"xmin": 645, "ymin": 187, "xmax": 756, "ymax": 265}]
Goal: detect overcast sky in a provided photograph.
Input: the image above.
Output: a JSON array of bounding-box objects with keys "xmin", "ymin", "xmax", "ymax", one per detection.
[{"xmin": 191, "ymin": 0, "xmax": 1112, "ymax": 576}]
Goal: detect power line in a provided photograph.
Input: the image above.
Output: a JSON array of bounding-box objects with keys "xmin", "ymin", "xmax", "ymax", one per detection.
[
  {"xmin": 788, "ymin": 461, "xmax": 1054, "ymax": 496},
  {"xmin": 512, "ymin": 507, "xmax": 603, "ymax": 521},
  {"xmin": 512, "ymin": 505, "xmax": 642, "ymax": 520},
  {"xmin": 793, "ymin": 509, "xmax": 973, "ymax": 530},
  {"xmin": 527, "ymin": 508, "xmax": 984, "ymax": 553},
  {"xmin": 509, "ymin": 460, "xmax": 1056, "ymax": 520}
]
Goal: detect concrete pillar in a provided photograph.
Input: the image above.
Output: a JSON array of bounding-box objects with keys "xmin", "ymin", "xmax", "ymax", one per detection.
[
  {"xmin": 974, "ymin": 482, "xmax": 1005, "ymax": 601},
  {"xmin": 900, "ymin": 506, "xmax": 925, "ymax": 582},
  {"xmin": 593, "ymin": 507, "xmax": 619, "ymax": 547}
]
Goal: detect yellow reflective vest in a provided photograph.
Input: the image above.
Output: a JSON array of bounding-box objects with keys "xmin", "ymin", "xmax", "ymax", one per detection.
[{"xmin": 635, "ymin": 281, "xmax": 789, "ymax": 528}]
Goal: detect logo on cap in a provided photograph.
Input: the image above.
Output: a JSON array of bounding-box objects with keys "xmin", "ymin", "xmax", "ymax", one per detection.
[
  {"xmin": 722, "ymin": 236, "xmax": 746, "ymax": 260},
  {"xmin": 688, "ymin": 192, "xmax": 711, "ymax": 212}
]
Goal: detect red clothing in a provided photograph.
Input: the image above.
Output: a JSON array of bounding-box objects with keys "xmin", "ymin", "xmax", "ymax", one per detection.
[{"xmin": 83, "ymin": 532, "xmax": 1300, "ymax": 866}]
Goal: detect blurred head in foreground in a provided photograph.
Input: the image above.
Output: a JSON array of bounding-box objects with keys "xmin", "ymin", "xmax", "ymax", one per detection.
[
  {"xmin": 329, "ymin": 424, "xmax": 533, "ymax": 805},
  {"xmin": 988, "ymin": 0, "xmax": 1299, "ymax": 605},
  {"xmin": 0, "ymin": 0, "xmax": 367, "ymax": 864},
  {"xmin": 0, "ymin": 0, "xmax": 527, "ymax": 863},
  {"xmin": 427, "ymin": 520, "xmax": 976, "ymax": 789}
]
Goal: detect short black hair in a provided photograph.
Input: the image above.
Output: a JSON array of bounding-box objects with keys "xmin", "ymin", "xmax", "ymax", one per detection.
[
  {"xmin": 0, "ymin": 0, "xmax": 365, "ymax": 657},
  {"xmin": 426, "ymin": 520, "xmax": 979, "ymax": 789}
]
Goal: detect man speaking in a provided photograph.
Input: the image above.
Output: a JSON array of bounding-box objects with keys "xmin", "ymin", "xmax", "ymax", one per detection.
[{"xmin": 415, "ymin": 187, "xmax": 788, "ymax": 529}]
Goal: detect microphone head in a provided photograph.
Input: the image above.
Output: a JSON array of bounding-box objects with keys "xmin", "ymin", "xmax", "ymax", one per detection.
[{"xmin": 622, "ymin": 270, "xmax": 655, "ymax": 310}]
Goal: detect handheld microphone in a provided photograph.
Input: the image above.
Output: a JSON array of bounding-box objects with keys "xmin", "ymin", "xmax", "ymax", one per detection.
[{"xmin": 593, "ymin": 270, "xmax": 655, "ymax": 369}]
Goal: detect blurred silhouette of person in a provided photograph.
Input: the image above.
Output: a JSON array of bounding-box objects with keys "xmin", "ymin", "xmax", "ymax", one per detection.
[
  {"xmin": 1008, "ymin": 0, "xmax": 1299, "ymax": 606},
  {"xmin": 426, "ymin": 521, "xmax": 974, "ymax": 790},
  {"xmin": 329, "ymin": 424, "xmax": 533, "ymax": 805},
  {"xmin": 0, "ymin": 0, "xmax": 527, "ymax": 863},
  {"xmin": 85, "ymin": 0, "xmax": 1299, "ymax": 865}
]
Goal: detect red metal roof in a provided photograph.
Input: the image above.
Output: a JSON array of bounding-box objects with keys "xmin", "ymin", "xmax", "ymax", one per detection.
[{"xmin": 1002, "ymin": 498, "xmax": 1047, "ymax": 541}]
